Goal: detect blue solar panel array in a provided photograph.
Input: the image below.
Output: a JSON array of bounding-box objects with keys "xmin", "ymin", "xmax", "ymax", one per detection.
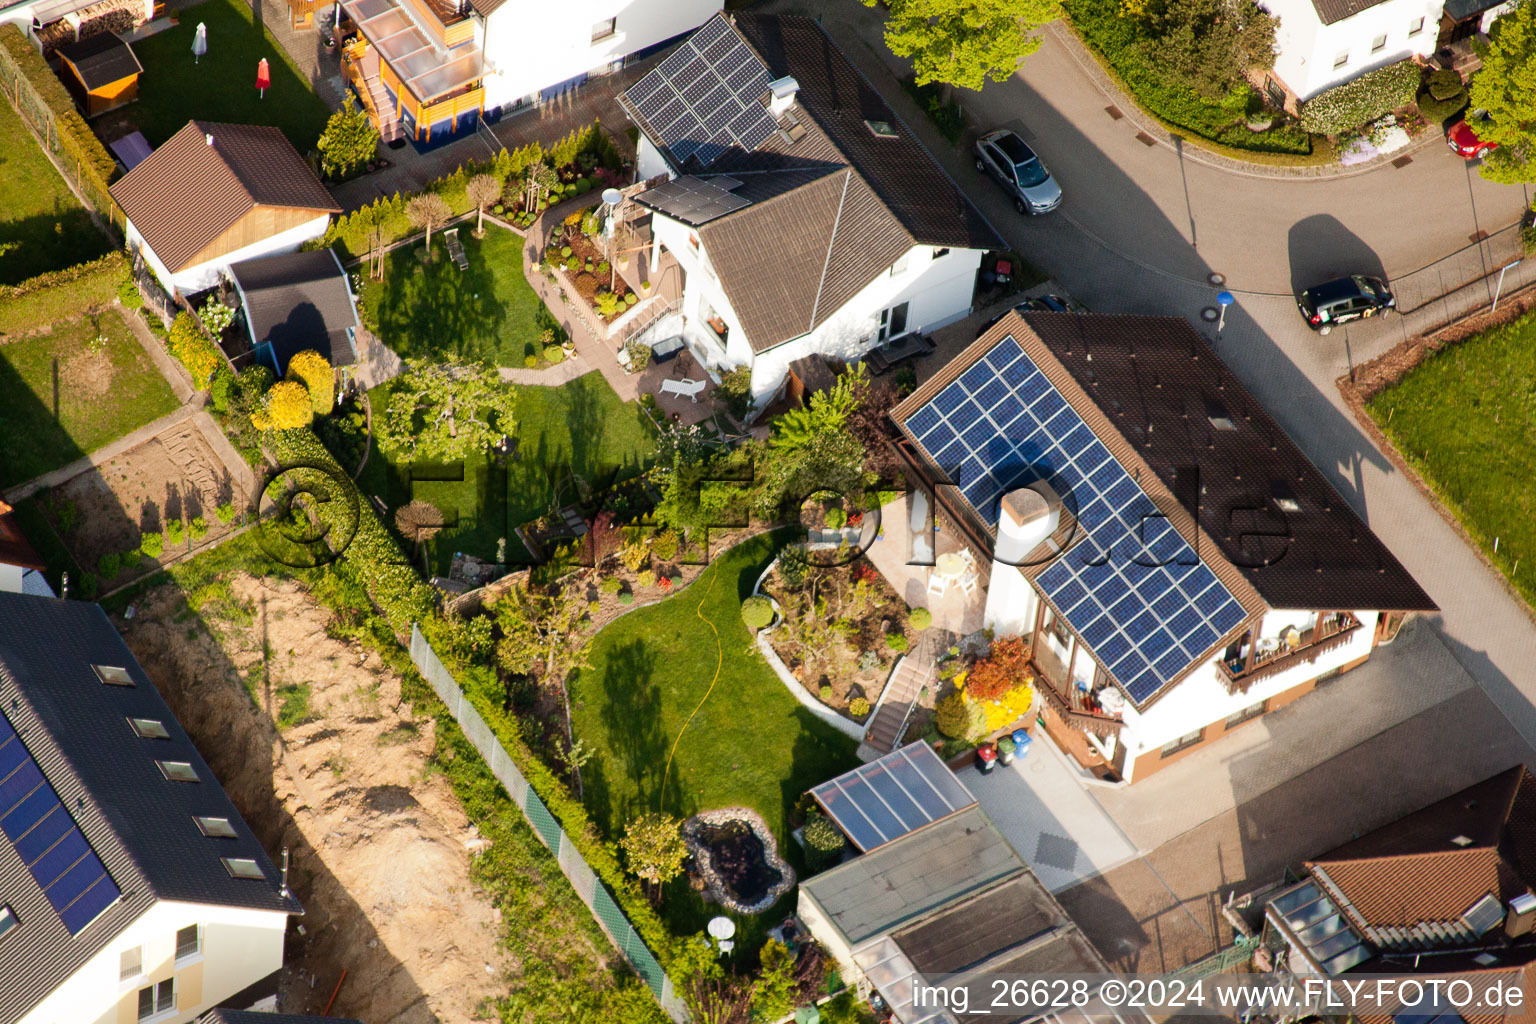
[
  {"xmin": 0, "ymin": 710, "xmax": 119, "ymax": 934},
  {"xmin": 907, "ymin": 336, "xmax": 1248, "ymax": 703},
  {"xmin": 625, "ymin": 15, "xmax": 777, "ymax": 169}
]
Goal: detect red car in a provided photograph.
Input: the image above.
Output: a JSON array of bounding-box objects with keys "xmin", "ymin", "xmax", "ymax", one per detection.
[{"xmin": 1447, "ymin": 116, "xmax": 1498, "ymax": 160}]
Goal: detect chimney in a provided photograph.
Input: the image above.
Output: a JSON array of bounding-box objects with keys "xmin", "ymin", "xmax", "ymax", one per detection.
[
  {"xmin": 1505, "ymin": 892, "xmax": 1536, "ymax": 938},
  {"xmin": 994, "ymin": 483, "xmax": 1059, "ymax": 565},
  {"xmin": 205, "ymin": 133, "xmax": 214, "ymax": 146},
  {"xmin": 767, "ymin": 76, "xmax": 798, "ymax": 118},
  {"xmin": 280, "ymin": 847, "xmax": 291, "ymax": 899}
]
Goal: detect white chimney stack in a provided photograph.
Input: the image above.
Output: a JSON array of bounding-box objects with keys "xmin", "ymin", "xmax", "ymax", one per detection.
[
  {"xmin": 205, "ymin": 133, "xmax": 214, "ymax": 146},
  {"xmin": 767, "ymin": 76, "xmax": 798, "ymax": 118},
  {"xmin": 994, "ymin": 483, "xmax": 1060, "ymax": 566}
]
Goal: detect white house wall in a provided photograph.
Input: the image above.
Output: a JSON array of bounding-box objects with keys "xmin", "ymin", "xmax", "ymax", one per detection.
[
  {"xmin": 1113, "ymin": 609, "xmax": 1380, "ymax": 779},
  {"xmin": 1265, "ymin": 0, "xmax": 1440, "ymax": 100},
  {"xmin": 20, "ymin": 900, "xmax": 289, "ymax": 1024},
  {"xmin": 130, "ymin": 213, "xmax": 332, "ymax": 297},
  {"xmin": 479, "ymin": 0, "xmax": 719, "ymax": 112},
  {"xmin": 635, "ymin": 133, "xmax": 671, "ymax": 182}
]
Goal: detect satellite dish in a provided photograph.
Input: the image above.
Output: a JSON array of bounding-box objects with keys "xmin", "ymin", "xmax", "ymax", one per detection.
[
  {"xmin": 601, "ymin": 188, "xmax": 624, "ymax": 207},
  {"xmin": 707, "ymin": 916, "xmax": 736, "ymax": 941}
]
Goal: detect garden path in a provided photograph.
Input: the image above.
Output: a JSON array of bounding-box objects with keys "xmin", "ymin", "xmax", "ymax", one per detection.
[{"xmin": 497, "ymin": 352, "xmax": 592, "ymax": 385}]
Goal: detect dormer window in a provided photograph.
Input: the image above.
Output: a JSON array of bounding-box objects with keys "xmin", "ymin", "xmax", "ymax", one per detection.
[
  {"xmin": 1271, "ymin": 481, "xmax": 1302, "ymax": 514},
  {"xmin": 1205, "ymin": 401, "xmax": 1236, "ymax": 431}
]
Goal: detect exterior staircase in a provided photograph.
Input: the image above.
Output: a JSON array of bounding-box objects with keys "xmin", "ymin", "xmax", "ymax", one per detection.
[{"xmin": 859, "ymin": 633, "xmax": 937, "ymax": 759}]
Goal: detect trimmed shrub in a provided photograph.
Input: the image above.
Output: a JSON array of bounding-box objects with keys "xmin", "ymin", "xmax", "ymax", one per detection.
[
  {"xmin": 0, "ymin": 252, "xmax": 126, "ymax": 335},
  {"xmin": 254, "ymin": 381, "xmax": 314, "ymax": 430},
  {"xmin": 741, "ymin": 595, "xmax": 774, "ymax": 630},
  {"xmin": 167, "ymin": 313, "xmax": 223, "ymax": 390},
  {"xmin": 209, "ymin": 369, "xmax": 235, "ymax": 414},
  {"xmin": 1300, "ymin": 60, "xmax": 1420, "ymax": 134},
  {"xmin": 848, "ymin": 696, "xmax": 870, "ymax": 718},
  {"xmin": 544, "ymin": 344, "xmax": 565, "ymax": 364},
  {"xmin": 287, "ymin": 349, "xmax": 335, "ymax": 414},
  {"xmin": 617, "ymin": 590, "xmax": 635, "ymax": 605},
  {"xmin": 1425, "ymin": 68, "xmax": 1465, "ymax": 101},
  {"xmin": 525, "ymin": 354, "xmax": 539, "ymax": 368},
  {"xmin": 803, "ymin": 814, "xmax": 846, "ymax": 855},
  {"xmin": 819, "ymin": 684, "xmax": 834, "ymax": 702},
  {"xmin": 139, "ymin": 532, "xmax": 164, "ymax": 559},
  {"xmin": 909, "ymin": 607, "xmax": 933, "ymax": 630},
  {"xmin": 935, "ymin": 692, "xmax": 987, "ymax": 741},
  {"xmin": 599, "ymin": 576, "xmax": 623, "ymax": 595},
  {"xmin": 1418, "ymin": 86, "xmax": 1468, "ymax": 124},
  {"xmin": 886, "ymin": 632, "xmax": 908, "ymax": 653},
  {"xmin": 98, "ymin": 552, "xmax": 120, "ymax": 579},
  {"xmin": 636, "ymin": 568, "xmax": 656, "ymax": 588}
]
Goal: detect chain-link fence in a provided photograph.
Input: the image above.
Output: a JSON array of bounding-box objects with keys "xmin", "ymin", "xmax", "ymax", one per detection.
[
  {"xmin": 1393, "ymin": 220, "xmax": 1536, "ymax": 334},
  {"xmin": 408, "ymin": 624, "xmax": 688, "ymax": 1022}
]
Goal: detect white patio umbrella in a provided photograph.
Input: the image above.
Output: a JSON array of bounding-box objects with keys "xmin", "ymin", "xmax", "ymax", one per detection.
[{"xmin": 191, "ymin": 23, "xmax": 207, "ymax": 64}]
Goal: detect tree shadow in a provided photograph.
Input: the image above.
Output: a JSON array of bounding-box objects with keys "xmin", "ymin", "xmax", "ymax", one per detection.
[
  {"xmin": 1287, "ymin": 213, "xmax": 1388, "ymax": 296},
  {"xmin": 576, "ymin": 636, "xmax": 681, "ymax": 834},
  {"xmin": 369, "ymin": 233, "xmax": 511, "ymax": 365}
]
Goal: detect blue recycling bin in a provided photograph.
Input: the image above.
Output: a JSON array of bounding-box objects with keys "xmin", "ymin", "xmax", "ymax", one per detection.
[{"xmin": 1012, "ymin": 728, "xmax": 1032, "ymax": 761}]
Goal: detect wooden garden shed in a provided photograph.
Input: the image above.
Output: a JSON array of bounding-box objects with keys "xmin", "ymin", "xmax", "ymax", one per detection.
[{"xmin": 56, "ymin": 31, "xmax": 141, "ymax": 117}]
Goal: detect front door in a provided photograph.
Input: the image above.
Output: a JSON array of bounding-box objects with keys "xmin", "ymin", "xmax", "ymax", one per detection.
[{"xmin": 878, "ymin": 301, "xmax": 909, "ymax": 342}]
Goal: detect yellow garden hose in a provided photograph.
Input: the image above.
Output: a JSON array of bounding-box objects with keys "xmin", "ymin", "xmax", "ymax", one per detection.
[{"xmin": 658, "ymin": 564, "xmax": 724, "ymax": 810}]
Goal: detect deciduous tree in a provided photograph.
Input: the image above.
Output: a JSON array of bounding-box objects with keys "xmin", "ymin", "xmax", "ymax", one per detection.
[
  {"xmin": 374, "ymin": 361, "xmax": 516, "ymax": 461},
  {"xmin": 1137, "ymin": 0, "xmax": 1276, "ymax": 99},
  {"xmin": 862, "ymin": 0, "xmax": 1062, "ymax": 90},
  {"xmin": 1469, "ymin": 2, "xmax": 1536, "ymax": 182},
  {"xmin": 465, "ymin": 173, "xmax": 501, "ymax": 237},
  {"xmin": 406, "ymin": 192, "xmax": 452, "ymax": 251},
  {"xmin": 620, "ymin": 813, "xmax": 688, "ymax": 890}
]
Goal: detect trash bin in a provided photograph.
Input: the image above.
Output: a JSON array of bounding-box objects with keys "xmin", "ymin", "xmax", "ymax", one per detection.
[
  {"xmin": 1012, "ymin": 728, "xmax": 1032, "ymax": 761},
  {"xmin": 975, "ymin": 742, "xmax": 998, "ymax": 774}
]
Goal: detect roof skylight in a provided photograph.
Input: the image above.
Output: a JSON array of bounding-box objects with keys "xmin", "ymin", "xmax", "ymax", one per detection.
[
  {"xmin": 93, "ymin": 665, "xmax": 134, "ymax": 686},
  {"xmin": 156, "ymin": 761, "xmax": 200, "ymax": 783},
  {"xmin": 195, "ymin": 816, "xmax": 237, "ymax": 838},
  {"xmin": 128, "ymin": 718, "xmax": 170, "ymax": 740},
  {"xmin": 222, "ymin": 858, "xmax": 265, "ymax": 880},
  {"xmin": 864, "ymin": 118, "xmax": 897, "ymax": 138},
  {"xmin": 0, "ymin": 907, "xmax": 16, "ymax": 941}
]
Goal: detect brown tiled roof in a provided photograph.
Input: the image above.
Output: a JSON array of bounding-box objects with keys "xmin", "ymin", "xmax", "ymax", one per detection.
[
  {"xmin": 697, "ymin": 168, "xmax": 914, "ymax": 354},
  {"xmin": 1311, "ymin": 0, "xmax": 1391, "ymax": 25},
  {"xmin": 110, "ymin": 121, "xmax": 338, "ymax": 273},
  {"xmin": 1310, "ymin": 766, "xmax": 1536, "ymax": 931},
  {"xmin": 0, "ymin": 506, "xmax": 44, "ymax": 571},
  {"xmin": 1020, "ymin": 311, "xmax": 1435, "ymax": 612},
  {"xmin": 733, "ymin": 14, "xmax": 998, "ymax": 251}
]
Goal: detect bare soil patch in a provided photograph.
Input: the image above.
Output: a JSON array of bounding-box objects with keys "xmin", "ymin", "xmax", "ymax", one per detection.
[
  {"xmin": 117, "ymin": 574, "xmax": 508, "ymax": 1024},
  {"xmin": 59, "ymin": 348, "xmax": 115, "ymax": 398}
]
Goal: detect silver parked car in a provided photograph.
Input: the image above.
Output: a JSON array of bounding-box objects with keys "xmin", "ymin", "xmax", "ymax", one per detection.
[{"xmin": 974, "ymin": 129, "xmax": 1062, "ymax": 215}]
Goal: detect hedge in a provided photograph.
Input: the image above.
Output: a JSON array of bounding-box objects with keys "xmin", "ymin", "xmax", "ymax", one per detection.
[
  {"xmin": 0, "ymin": 251, "xmax": 126, "ymax": 335},
  {"xmin": 260, "ymin": 428, "xmax": 679, "ymax": 967},
  {"xmin": 1299, "ymin": 60, "xmax": 1421, "ymax": 135},
  {"xmin": 310, "ymin": 120, "xmax": 623, "ymax": 261},
  {"xmin": 0, "ymin": 25, "xmax": 120, "ymax": 221}
]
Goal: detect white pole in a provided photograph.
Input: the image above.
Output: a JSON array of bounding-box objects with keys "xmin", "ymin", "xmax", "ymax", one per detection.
[{"xmin": 1492, "ymin": 262, "xmax": 1516, "ymax": 313}]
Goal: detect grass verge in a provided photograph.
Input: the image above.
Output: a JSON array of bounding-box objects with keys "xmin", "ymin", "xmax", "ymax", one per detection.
[{"xmin": 0, "ymin": 95, "xmax": 111, "ymax": 285}]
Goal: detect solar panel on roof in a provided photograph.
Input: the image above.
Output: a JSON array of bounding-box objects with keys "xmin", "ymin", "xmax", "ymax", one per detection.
[
  {"xmin": 810, "ymin": 743, "xmax": 975, "ymax": 852},
  {"xmin": 0, "ymin": 712, "xmax": 119, "ymax": 935},
  {"xmin": 625, "ymin": 15, "xmax": 776, "ymax": 170},
  {"xmin": 904, "ymin": 335, "xmax": 1247, "ymax": 705}
]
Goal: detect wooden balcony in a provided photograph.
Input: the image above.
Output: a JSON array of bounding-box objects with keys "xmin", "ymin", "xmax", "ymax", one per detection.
[
  {"xmin": 1032, "ymin": 673, "xmax": 1123, "ymax": 738},
  {"xmin": 1218, "ymin": 612, "xmax": 1363, "ymax": 693}
]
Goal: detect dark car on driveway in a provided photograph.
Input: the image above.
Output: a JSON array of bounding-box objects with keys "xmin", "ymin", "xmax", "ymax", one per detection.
[
  {"xmin": 974, "ymin": 129, "xmax": 1062, "ymax": 215},
  {"xmin": 1296, "ymin": 275, "xmax": 1395, "ymax": 333}
]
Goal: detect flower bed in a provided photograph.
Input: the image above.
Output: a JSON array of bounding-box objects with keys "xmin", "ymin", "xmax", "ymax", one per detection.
[{"xmin": 539, "ymin": 210, "xmax": 640, "ymax": 323}]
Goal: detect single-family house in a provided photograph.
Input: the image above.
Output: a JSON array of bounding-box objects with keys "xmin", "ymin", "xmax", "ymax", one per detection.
[
  {"xmin": 335, "ymin": 0, "xmax": 718, "ymax": 148},
  {"xmin": 1260, "ymin": 0, "xmax": 1510, "ymax": 106},
  {"xmin": 55, "ymin": 30, "xmax": 140, "ymax": 117},
  {"xmin": 227, "ymin": 249, "xmax": 361, "ymax": 378},
  {"xmin": 1262, "ymin": 765, "xmax": 1536, "ymax": 1019},
  {"xmin": 888, "ymin": 311, "xmax": 1435, "ymax": 784},
  {"xmin": 111, "ymin": 121, "xmax": 341, "ymax": 297},
  {"xmin": 0, "ymin": 504, "xmax": 51, "ymax": 598},
  {"xmin": 0, "ymin": 591, "xmax": 302, "ymax": 1024},
  {"xmin": 618, "ymin": 13, "xmax": 1003, "ymax": 407},
  {"xmin": 799, "ymin": 744, "xmax": 1143, "ymax": 1024}
]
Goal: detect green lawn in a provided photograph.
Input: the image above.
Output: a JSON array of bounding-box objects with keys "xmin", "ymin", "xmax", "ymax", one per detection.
[
  {"xmin": 360, "ymin": 372, "xmax": 656, "ymax": 571},
  {"xmin": 1368, "ymin": 312, "xmax": 1536, "ymax": 603},
  {"xmin": 569, "ymin": 531, "xmax": 861, "ymax": 931},
  {"xmin": 115, "ymin": 0, "xmax": 332, "ymax": 149},
  {"xmin": 0, "ymin": 312, "xmax": 180, "ymax": 488},
  {"xmin": 0, "ymin": 98, "xmax": 111, "ymax": 285},
  {"xmin": 359, "ymin": 227, "xmax": 562, "ymax": 367}
]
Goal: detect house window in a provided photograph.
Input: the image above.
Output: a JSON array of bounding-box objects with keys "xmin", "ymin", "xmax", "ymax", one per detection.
[
  {"xmin": 1225, "ymin": 700, "xmax": 1267, "ymax": 728},
  {"xmin": 137, "ymin": 979, "xmax": 175, "ymax": 1021},
  {"xmin": 1333, "ymin": 50, "xmax": 1350, "ymax": 69},
  {"xmin": 1371, "ymin": 33, "xmax": 1387, "ymax": 52},
  {"xmin": 121, "ymin": 945, "xmax": 142, "ymax": 981},
  {"xmin": 1409, "ymin": 15, "xmax": 1425, "ymax": 34},
  {"xmin": 176, "ymin": 924, "xmax": 201, "ymax": 962},
  {"xmin": 1160, "ymin": 727, "xmax": 1205, "ymax": 758},
  {"xmin": 591, "ymin": 17, "xmax": 616, "ymax": 42},
  {"xmin": 877, "ymin": 301, "xmax": 909, "ymax": 342},
  {"xmin": 889, "ymin": 252, "xmax": 910, "ymax": 277}
]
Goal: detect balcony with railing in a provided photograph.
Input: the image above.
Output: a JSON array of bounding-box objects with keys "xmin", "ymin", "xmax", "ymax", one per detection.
[
  {"xmin": 1032, "ymin": 675, "xmax": 1124, "ymax": 737},
  {"xmin": 1219, "ymin": 612, "xmax": 1363, "ymax": 693}
]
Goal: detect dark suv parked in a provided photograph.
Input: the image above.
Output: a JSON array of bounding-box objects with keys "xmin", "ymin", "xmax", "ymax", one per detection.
[{"xmin": 1296, "ymin": 275, "xmax": 1395, "ymax": 333}]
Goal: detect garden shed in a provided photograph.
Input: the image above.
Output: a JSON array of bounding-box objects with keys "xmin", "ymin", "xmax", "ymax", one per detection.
[
  {"xmin": 56, "ymin": 31, "xmax": 141, "ymax": 117},
  {"xmin": 227, "ymin": 249, "xmax": 360, "ymax": 376}
]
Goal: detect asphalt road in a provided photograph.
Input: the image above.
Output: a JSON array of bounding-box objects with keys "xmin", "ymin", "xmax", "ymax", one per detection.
[{"xmin": 800, "ymin": 3, "xmax": 1536, "ymax": 751}]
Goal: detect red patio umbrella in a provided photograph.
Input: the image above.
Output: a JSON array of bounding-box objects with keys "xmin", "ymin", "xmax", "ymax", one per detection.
[{"xmin": 256, "ymin": 58, "xmax": 270, "ymax": 99}]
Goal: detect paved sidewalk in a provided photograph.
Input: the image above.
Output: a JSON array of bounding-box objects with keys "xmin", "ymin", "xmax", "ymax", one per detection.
[
  {"xmin": 3, "ymin": 405, "xmax": 196, "ymax": 503},
  {"xmin": 964, "ymin": 731, "xmax": 1139, "ymax": 894}
]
